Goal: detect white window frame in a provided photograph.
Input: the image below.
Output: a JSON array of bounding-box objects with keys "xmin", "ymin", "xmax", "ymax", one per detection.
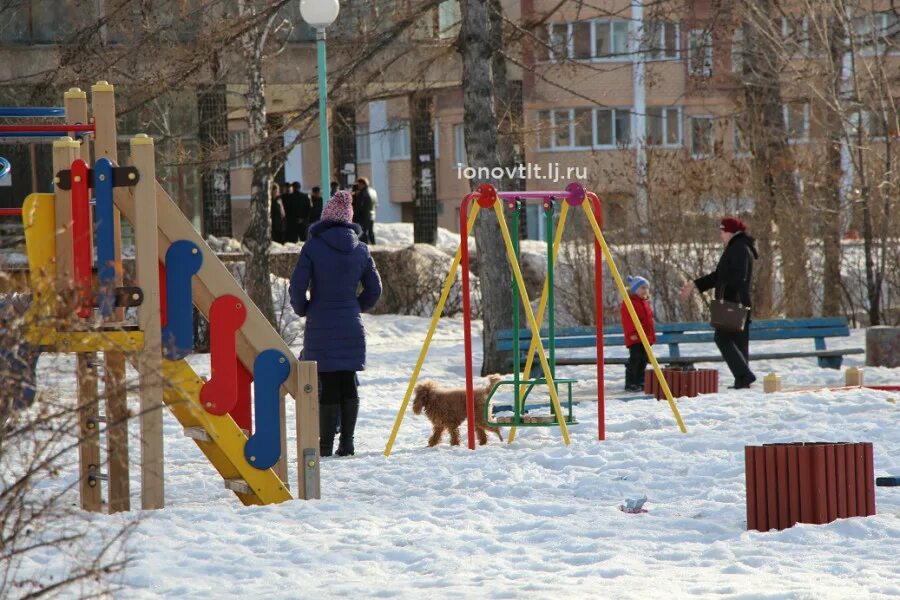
[
  {"xmin": 781, "ymin": 16, "xmax": 809, "ymax": 54},
  {"xmin": 731, "ymin": 28, "xmax": 744, "ymax": 73},
  {"xmin": 855, "ymin": 109, "xmax": 891, "ymax": 140},
  {"xmin": 646, "ymin": 106, "xmax": 682, "ymax": 148},
  {"xmin": 453, "ymin": 123, "xmax": 467, "ymax": 165},
  {"xmin": 387, "ymin": 119, "xmax": 411, "ymax": 160},
  {"xmin": 229, "ymin": 130, "xmax": 252, "ymax": 169},
  {"xmin": 594, "ymin": 107, "xmax": 632, "ymax": 149},
  {"xmin": 644, "ymin": 21, "xmax": 680, "ymax": 60},
  {"xmin": 536, "ymin": 108, "xmax": 594, "ymax": 151},
  {"xmin": 852, "ymin": 12, "xmax": 899, "ymax": 56},
  {"xmin": 783, "ymin": 102, "xmax": 810, "ymax": 143},
  {"xmin": 688, "ymin": 28, "xmax": 713, "ymax": 77},
  {"xmin": 592, "ymin": 19, "xmax": 631, "ymax": 61},
  {"xmin": 690, "ymin": 115, "xmax": 714, "ymax": 159},
  {"xmin": 548, "ymin": 22, "xmax": 573, "ymax": 63}
]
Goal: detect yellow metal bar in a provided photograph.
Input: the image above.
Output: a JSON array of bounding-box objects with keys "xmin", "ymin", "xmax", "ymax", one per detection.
[
  {"xmin": 509, "ymin": 201, "xmax": 570, "ymax": 444},
  {"xmin": 28, "ymin": 331, "xmax": 145, "ymax": 353},
  {"xmin": 493, "ymin": 202, "xmax": 570, "ymax": 445},
  {"xmin": 383, "ymin": 203, "xmax": 481, "ymax": 457},
  {"xmin": 580, "ymin": 203, "xmax": 687, "ymax": 433}
]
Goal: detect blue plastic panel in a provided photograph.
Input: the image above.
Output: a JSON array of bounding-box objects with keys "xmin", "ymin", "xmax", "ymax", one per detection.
[
  {"xmin": 161, "ymin": 240, "xmax": 202, "ymax": 359},
  {"xmin": 94, "ymin": 158, "xmax": 116, "ymax": 317},
  {"xmin": 244, "ymin": 349, "xmax": 290, "ymax": 470}
]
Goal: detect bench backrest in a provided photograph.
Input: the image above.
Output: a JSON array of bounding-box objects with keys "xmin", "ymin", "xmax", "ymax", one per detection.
[{"xmin": 496, "ymin": 317, "xmax": 851, "ymax": 353}]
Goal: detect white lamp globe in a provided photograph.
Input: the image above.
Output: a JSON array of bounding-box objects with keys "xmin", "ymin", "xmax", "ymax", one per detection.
[{"xmin": 299, "ymin": 0, "xmax": 340, "ymax": 28}]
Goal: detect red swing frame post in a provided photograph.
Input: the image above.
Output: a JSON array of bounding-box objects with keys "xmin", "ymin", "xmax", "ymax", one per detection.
[{"xmin": 458, "ymin": 183, "xmax": 606, "ymax": 450}]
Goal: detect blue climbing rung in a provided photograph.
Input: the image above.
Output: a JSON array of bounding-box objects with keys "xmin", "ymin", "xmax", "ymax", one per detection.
[
  {"xmin": 244, "ymin": 349, "xmax": 290, "ymax": 470},
  {"xmin": 0, "ymin": 107, "xmax": 65, "ymax": 118},
  {"xmin": 161, "ymin": 240, "xmax": 202, "ymax": 359},
  {"xmin": 94, "ymin": 158, "xmax": 116, "ymax": 317}
]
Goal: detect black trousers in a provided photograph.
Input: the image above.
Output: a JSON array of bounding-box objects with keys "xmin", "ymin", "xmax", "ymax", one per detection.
[
  {"xmin": 625, "ymin": 344, "xmax": 649, "ymax": 388},
  {"xmin": 714, "ymin": 319, "xmax": 753, "ymax": 382},
  {"xmin": 318, "ymin": 371, "xmax": 359, "ymax": 454},
  {"xmin": 359, "ymin": 218, "xmax": 375, "ymax": 244}
]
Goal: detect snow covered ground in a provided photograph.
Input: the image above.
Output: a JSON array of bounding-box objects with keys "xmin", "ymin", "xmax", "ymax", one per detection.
[{"xmin": 17, "ymin": 319, "xmax": 900, "ymax": 598}]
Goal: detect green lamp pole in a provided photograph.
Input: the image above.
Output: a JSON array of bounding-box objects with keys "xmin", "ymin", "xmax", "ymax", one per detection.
[{"xmin": 300, "ymin": 0, "xmax": 340, "ymax": 206}]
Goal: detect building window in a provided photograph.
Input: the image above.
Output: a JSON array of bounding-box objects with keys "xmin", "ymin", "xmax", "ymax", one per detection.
[
  {"xmin": 229, "ymin": 130, "xmax": 252, "ymax": 169},
  {"xmin": 536, "ymin": 108, "xmax": 594, "ymax": 150},
  {"xmin": 852, "ymin": 12, "xmax": 899, "ymax": 55},
  {"xmin": 548, "ymin": 22, "xmax": 571, "ymax": 62},
  {"xmin": 644, "ymin": 21, "xmax": 680, "ymax": 59},
  {"xmin": 356, "ymin": 122, "xmax": 371, "ymax": 163},
  {"xmin": 690, "ymin": 116, "xmax": 714, "ymax": 158},
  {"xmin": 387, "ymin": 119, "xmax": 411, "ymax": 159},
  {"xmin": 437, "ymin": 0, "xmax": 461, "ymax": 38},
  {"xmin": 855, "ymin": 108, "xmax": 896, "ymax": 139},
  {"xmin": 688, "ymin": 28, "xmax": 713, "ymax": 77},
  {"xmin": 647, "ymin": 107, "xmax": 682, "ymax": 147},
  {"xmin": 595, "ymin": 20, "xmax": 630, "ymax": 59},
  {"xmin": 573, "ymin": 21, "xmax": 592, "ymax": 59},
  {"xmin": 732, "ymin": 28, "xmax": 744, "ymax": 73},
  {"xmin": 781, "ymin": 16, "xmax": 808, "ymax": 54},
  {"xmin": 453, "ymin": 123, "xmax": 467, "ymax": 165},
  {"xmin": 595, "ymin": 108, "xmax": 631, "ymax": 147},
  {"xmin": 783, "ymin": 102, "xmax": 809, "ymax": 143},
  {"xmin": 433, "ymin": 120, "xmax": 440, "ymax": 159}
]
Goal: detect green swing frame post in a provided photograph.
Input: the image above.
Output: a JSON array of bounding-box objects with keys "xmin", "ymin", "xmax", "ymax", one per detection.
[{"xmin": 484, "ymin": 198, "xmax": 577, "ymax": 428}]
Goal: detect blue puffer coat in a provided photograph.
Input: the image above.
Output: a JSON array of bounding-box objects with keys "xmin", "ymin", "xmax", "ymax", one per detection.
[{"xmin": 289, "ymin": 220, "xmax": 382, "ymax": 372}]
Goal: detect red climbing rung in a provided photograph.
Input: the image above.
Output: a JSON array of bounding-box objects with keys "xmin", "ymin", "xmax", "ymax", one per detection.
[
  {"xmin": 0, "ymin": 124, "xmax": 95, "ymax": 133},
  {"xmin": 0, "ymin": 208, "xmax": 22, "ymax": 217},
  {"xmin": 70, "ymin": 159, "xmax": 93, "ymax": 318},
  {"xmin": 200, "ymin": 295, "xmax": 247, "ymax": 416}
]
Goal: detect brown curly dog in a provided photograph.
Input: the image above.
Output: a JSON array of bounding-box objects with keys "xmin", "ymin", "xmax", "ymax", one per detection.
[{"xmin": 412, "ymin": 374, "xmax": 505, "ymax": 447}]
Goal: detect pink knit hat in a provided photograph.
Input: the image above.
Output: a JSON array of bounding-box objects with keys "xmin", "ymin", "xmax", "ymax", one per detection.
[{"xmin": 321, "ymin": 190, "xmax": 353, "ymax": 223}]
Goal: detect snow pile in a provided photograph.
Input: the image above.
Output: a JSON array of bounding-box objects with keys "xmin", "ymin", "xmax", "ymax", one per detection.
[
  {"xmin": 375, "ymin": 222, "xmax": 463, "ymax": 253},
  {"xmin": 11, "ymin": 321, "xmax": 900, "ymax": 598}
]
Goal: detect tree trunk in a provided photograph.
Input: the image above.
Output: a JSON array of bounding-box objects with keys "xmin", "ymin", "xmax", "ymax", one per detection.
[
  {"xmin": 821, "ymin": 16, "xmax": 846, "ymax": 317},
  {"xmin": 240, "ymin": 5, "xmax": 276, "ymax": 326},
  {"xmin": 741, "ymin": 8, "xmax": 812, "ymax": 317},
  {"xmin": 459, "ymin": 0, "xmax": 513, "ymax": 375},
  {"xmin": 411, "ymin": 94, "xmax": 438, "ymax": 244}
]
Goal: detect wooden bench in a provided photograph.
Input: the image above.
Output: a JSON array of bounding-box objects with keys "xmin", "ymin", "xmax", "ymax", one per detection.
[{"xmin": 497, "ymin": 317, "xmax": 864, "ymax": 370}]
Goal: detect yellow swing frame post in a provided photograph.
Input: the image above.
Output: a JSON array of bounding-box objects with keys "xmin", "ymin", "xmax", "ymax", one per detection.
[{"xmin": 383, "ymin": 186, "xmax": 687, "ymax": 457}]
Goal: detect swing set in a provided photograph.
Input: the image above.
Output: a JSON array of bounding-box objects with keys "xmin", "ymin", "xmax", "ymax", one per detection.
[{"xmin": 384, "ymin": 182, "xmax": 686, "ymax": 455}]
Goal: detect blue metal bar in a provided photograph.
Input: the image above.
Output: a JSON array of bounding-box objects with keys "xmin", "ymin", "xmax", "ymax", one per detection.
[
  {"xmin": 316, "ymin": 28, "xmax": 331, "ymax": 206},
  {"xmin": 94, "ymin": 158, "xmax": 117, "ymax": 317},
  {"xmin": 0, "ymin": 107, "xmax": 65, "ymax": 118}
]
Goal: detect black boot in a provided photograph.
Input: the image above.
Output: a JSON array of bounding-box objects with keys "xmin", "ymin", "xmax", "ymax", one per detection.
[
  {"xmin": 335, "ymin": 398, "xmax": 358, "ymax": 456},
  {"xmin": 319, "ymin": 403, "xmax": 340, "ymax": 457}
]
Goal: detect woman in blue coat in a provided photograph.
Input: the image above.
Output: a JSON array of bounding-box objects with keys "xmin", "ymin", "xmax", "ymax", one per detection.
[{"xmin": 289, "ymin": 190, "xmax": 382, "ymax": 457}]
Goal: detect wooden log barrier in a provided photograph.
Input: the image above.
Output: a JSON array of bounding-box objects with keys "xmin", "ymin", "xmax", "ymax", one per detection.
[
  {"xmin": 644, "ymin": 367, "xmax": 718, "ymax": 400},
  {"xmin": 745, "ymin": 442, "xmax": 876, "ymax": 532}
]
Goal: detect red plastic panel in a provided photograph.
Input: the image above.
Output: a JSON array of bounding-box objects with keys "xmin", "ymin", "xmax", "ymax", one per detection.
[
  {"xmin": 70, "ymin": 159, "xmax": 93, "ymax": 318},
  {"xmin": 200, "ymin": 295, "xmax": 247, "ymax": 415},
  {"xmin": 231, "ymin": 361, "xmax": 253, "ymax": 432}
]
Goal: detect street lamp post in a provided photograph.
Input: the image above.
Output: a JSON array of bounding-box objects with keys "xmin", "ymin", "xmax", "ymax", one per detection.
[{"xmin": 300, "ymin": 0, "xmax": 340, "ymax": 205}]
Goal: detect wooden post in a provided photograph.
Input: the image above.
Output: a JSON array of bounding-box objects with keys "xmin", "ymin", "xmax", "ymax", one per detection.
[
  {"xmin": 131, "ymin": 134, "xmax": 165, "ymax": 510},
  {"xmin": 51, "ymin": 135, "xmax": 79, "ymax": 305},
  {"xmin": 91, "ymin": 82, "xmax": 131, "ymax": 512},
  {"xmin": 77, "ymin": 356, "xmax": 102, "ymax": 511},
  {"xmin": 295, "ymin": 361, "xmax": 320, "ymax": 499},
  {"xmin": 275, "ymin": 390, "xmax": 289, "ymax": 489}
]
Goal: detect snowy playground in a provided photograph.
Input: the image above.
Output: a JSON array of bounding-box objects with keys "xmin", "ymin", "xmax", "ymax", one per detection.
[{"xmin": 18, "ymin": 316, "xmax": 900, "ymax": 599}]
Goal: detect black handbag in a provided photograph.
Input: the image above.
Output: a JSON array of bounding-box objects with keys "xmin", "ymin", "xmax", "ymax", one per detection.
[{"xmin": 709, "ymin": 299, "xmax": 749, "ymax": 333}]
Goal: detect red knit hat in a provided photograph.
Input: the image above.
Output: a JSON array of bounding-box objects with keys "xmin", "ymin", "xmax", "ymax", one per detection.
[{"xmin": 720, "ymin": 217, "xmax": 747, "ymax": 233}]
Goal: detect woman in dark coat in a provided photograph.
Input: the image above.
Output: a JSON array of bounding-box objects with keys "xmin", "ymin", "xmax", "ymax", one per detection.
[
  {"xmin": 289, "ymin": 190, "xmax": 382, "ymax": 456},
  {"xmin": 681, "ymin": 217, "xmax": 759, "ymax": 389}
]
